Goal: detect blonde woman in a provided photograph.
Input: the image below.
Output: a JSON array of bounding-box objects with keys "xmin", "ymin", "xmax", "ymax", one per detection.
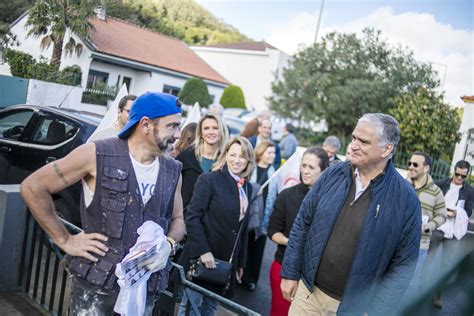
[
  {"xmin": 176, "ymin": 113, "xmax": 229, "ymax": 210},
  {"xmin": 178, "ymin": 137, "xmax": 255, "ymax": 316}
]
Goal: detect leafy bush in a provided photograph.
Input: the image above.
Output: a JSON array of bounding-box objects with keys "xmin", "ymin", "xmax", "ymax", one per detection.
[
  {"xmin": 4, "ymin": 49, "xmax": 34, "ymax": 77},
  {"xmin": 178, "ymin": 77, "xmax": 212, "ymax": 107},
  {"xmin": 81, "ymin": 82, "xmax": 118, "ymax": 106},
  {"xmin": 4, "ymin": 50, "xmax": 82, "ymax": 86},
  {"xmin": 220, "ymin": 85, "xmax": 246, "ymax": 109}
]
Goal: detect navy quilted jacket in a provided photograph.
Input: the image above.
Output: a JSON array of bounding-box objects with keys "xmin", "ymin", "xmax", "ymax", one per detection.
[{"xmin": 281, "ymin": 160, "xmax": 421, "ymax": 314}]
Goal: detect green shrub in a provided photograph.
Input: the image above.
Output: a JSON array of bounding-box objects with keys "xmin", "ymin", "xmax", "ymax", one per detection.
[
  {"xmin": 81, "ymin": 82, "xmax": 118, "ymax": 106},
  {"xmin": 219, "ymin": 84, "xmax": 246, "ymax": 109},
  {"xmin": 4, "ymin": 50, "xmax": 82, "ymax": 86},
  {"xmin": 178, "ymin": 77, "xmax": 212, "ymax": 107},
  {"xmin": 4, "ymin": 49, "xmax": 34, "ymax": 78}
]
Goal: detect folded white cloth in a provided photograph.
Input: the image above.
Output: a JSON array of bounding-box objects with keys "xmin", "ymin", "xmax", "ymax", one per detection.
[
  {"xmin": 114, "ymin": 221, "xmax": 169, "ymax": 316},
  {"xmin": 437, "ymin": 206, "xmax": 469, "ymax": 240}
]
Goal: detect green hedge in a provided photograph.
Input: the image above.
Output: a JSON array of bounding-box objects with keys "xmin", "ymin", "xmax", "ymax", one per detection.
[
  {"xmin": 178, "ymin": 77, "xmax": 212, "ymax": 107},
  {"xmin": 5, "ymin": 49, "xmax": 81, "ymax": 86},
  {"xmin": 220, "ymin": 84, "xmax": 246, "ymax": 109}
]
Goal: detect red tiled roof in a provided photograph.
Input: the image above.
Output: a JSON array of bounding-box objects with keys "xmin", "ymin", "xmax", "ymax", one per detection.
[
  {"xmin": 200, "ymin": 41, "xmax": 278, "ymax": 52},
  {"xmin": 461, "ymin": 96, "xmax": 474, "ymax": 103},
  {"xmin": 87, "ymin": 17, "xmax": 229, "ymax": 85}
]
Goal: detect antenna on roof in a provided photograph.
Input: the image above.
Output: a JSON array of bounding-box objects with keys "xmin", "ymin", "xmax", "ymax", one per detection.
[{"xmin": 94, "ymin": 6, "xmax": 106, "ymax": 20}]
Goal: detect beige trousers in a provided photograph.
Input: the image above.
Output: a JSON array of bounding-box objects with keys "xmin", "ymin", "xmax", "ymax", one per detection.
[{"xmin": 288, "ymin": 281, "xmax": 340, "ymax": 315}]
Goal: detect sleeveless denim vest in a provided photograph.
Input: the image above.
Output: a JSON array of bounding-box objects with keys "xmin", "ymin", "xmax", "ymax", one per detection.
[{"xmin": 66, "ymin": 138, "xmax": 182, "ymax": 294}]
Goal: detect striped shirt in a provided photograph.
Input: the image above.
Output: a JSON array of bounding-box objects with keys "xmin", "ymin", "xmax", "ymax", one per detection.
[{"xmin": 413, "ymin": 175, "xmax": 447, "ymax": 233}]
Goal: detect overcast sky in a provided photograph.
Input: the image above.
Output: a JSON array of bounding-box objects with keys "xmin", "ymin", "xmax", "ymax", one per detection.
[{"xmin": 198, "ymin": 0, "xmax": 473, "ymax": 107}]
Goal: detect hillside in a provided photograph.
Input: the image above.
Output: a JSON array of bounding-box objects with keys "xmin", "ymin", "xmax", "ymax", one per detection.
[{"xmin": 0, "ymin": 0, "xmax": 251, "ymax": 46}]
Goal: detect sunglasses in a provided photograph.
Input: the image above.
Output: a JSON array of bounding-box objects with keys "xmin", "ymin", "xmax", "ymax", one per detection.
[
  {"xmin": 408, "ymin": 161, "xmax": 419, "ymax": 168},
  {"xmin": 455, "ymin": 172, "xmax": 467, "ymax": 179}
]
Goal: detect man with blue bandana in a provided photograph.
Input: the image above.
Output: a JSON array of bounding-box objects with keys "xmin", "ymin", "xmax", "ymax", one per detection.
[{"xmin": 21, "ymin": 92, "xmax": 185, "ymax": 315}]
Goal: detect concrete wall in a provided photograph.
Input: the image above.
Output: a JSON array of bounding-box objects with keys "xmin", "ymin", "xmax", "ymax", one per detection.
[
  {"xmin": 191, "ymin": 46, "xmax": 291, "ymax": 111},
  {"xmin": 0, "ymin": 186, "xmax": 27, "ymax": 291}
]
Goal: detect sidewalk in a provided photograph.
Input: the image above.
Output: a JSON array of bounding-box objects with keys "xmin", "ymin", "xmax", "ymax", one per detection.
[{"xmin": 0, "ymin": 292, "xmax": 47, "ymax": 316}]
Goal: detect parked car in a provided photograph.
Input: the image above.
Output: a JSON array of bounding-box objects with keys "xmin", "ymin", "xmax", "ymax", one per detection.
[
  {"xmin": 223, "ymin": 115, "xmax": 246, "ymax": 137},
  {"xmin": 223, "ymin": 107, "xmax": 250, "ymax": 119},
  {"xmin": 0, "ymin": 105, "xmax": 100, "ymax": 226}
]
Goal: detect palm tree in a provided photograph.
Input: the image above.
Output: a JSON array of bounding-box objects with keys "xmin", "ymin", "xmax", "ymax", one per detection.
[{"xmin": 26, "ymin": 0, "xmax": 99, "ymax": 68}]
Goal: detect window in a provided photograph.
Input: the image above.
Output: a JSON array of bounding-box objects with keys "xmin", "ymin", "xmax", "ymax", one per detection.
[
  {"xmin": 31, "ymin": 117, "xmax": 78, "ymax": 145},
  {"xmin": 123, "ymin": 77, "xmax": 132, "ymax": 90},
  {"xmin": 86, "ymin": 70, "xmax": 109, "ymax": 89},
  {"xmin": 0, "ymin": 110, "xmax": 34, "ymax": 140},
  {"xmin": 163, "ymin": 84, "xmax": 180, "ymax": 96}
]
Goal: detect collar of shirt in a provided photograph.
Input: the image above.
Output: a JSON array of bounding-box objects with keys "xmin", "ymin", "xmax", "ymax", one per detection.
[{"xmin": 353, "ymin": 168, "xmax": 369, "ymax": 202}]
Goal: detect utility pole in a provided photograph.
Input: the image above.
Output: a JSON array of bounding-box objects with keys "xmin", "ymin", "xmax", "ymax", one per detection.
[{"xmin": 314, "ymin": 0, "xmax": 325, "ymax": 43}]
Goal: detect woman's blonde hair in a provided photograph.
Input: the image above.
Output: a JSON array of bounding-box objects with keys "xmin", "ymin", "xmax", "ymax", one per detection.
[
  {"xmin": 254, "ymin": 140, "xmax": 275, "ymax": 163},
  {"xmin": 194, "ymin": 112, "xmax": 229, "ymax": 160},
  {"xmin": 213, "ymin": 136, "xmax": 255, "ymax": 180}
]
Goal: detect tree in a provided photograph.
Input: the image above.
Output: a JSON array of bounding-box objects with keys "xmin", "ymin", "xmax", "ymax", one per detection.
[
  {"xmin": 26, "ymin": 0, "xmax": 99, "ymax": 68},
  {"xmin": 268, "ymin": 28, "xmax": 439, "ymax": 139},
  {"xmin": 178, "ymin": 77, "xmax": 212, "ymax": 107},
  {"xmin": 389, "ymin": 88, "xmax": 461, "ymax": 161},
  {"xmin": 220, "ymin": 85, "xmax": 246, "ymax": 109}
]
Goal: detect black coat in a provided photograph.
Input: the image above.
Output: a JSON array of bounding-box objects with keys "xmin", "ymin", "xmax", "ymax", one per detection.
[
  {"xmin": 267, "ymin": 183, "xmax": 309, "ymax": 264},
  {"xmin": 436, "ymin": 177, "xmax": 474, "ymax": 217},
  {"xmin": 179, "ymin": 165, "xmax": 252, "ymax": 296},
  {"xmin": 176, "ymin": 146, "xmax": 203, "ymax": 210}
]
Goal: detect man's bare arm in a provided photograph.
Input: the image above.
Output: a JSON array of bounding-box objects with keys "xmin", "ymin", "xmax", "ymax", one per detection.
[
  {"xmin": 20, "ymin": 142, "xmax": 108, "ymax": 261},
  {"xmin": 167, "ymin": 175, "xmax": 185, "ymax": 242}
]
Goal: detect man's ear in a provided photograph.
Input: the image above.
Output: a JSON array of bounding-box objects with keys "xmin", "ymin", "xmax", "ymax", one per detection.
[{"xmin": 381, "ymin": 143, "xmax": 393, "ymax": 158}]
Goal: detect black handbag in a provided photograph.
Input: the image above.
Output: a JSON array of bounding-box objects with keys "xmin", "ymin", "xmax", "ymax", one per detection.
[{"xmin": 187, "ymin": 215, "xmax": 246, "ymax": 291}]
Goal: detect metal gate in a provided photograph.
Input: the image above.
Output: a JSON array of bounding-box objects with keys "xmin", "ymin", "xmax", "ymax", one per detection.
[{"xmin": 0, "ymin": 75, "xmax": 29, "ymax": 108}]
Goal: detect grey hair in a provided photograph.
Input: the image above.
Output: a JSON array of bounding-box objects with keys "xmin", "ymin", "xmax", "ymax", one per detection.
[
  {"xmin": 358, "ymin": 113, "xmax": 400, "ymax": 158},
  {"xmin": 323, "ymin": 135, "xmax": 341, "ymax": 152}
]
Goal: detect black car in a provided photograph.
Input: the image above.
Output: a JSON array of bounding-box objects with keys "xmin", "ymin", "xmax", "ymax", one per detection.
[{"xmin": 0, "ymin": 105, "xmax": 100, "ymax": 225}]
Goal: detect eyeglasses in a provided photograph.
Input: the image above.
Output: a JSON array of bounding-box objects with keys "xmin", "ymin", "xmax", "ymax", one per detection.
[
  {"xmin": 455, "ymin": 172, "xmax": 467, "ymax": 179},
  {"xmin": 408, "ymin": 161, "xmax": 419, "ymax": 168}
]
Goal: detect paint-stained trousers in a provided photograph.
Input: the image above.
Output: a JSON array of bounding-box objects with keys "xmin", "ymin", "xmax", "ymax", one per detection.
[{"xmin": 69, "ymin": 277, "xmax": 156, "ymax": 316}]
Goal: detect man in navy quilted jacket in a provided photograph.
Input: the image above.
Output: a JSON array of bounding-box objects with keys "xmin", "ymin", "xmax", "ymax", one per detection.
[{"xmin": 281, "ymin": 113, "xmax": 421, "ymax": 315}]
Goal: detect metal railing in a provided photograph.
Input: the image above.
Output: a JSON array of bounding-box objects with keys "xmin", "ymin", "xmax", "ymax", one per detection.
[
  {"xmin": 18, "ymin": 213, "xmax": 259, "ymax": 315},
  {"xmin": 18, "ymin": 212, "xmax": 77, "ymax": 315}
]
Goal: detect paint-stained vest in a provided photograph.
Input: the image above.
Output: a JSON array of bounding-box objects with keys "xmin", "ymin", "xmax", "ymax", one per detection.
[{"xmin": 66, "ymin": 138, "xmax": 182, "ymax": 293}]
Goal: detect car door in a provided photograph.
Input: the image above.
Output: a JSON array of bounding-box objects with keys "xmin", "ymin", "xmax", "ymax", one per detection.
[
  {"xmin": 0, "ymin": 108, "xmax": 36, "ymax": 183},
  {"xmin": 7, "ymin": 110, "xmax": 81, "ymax": 184}
]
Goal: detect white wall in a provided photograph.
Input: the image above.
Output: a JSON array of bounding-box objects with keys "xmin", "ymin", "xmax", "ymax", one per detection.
[
  {"xmin": 451, "ymin": 101, "xmax": 474, "ymax": 170},
  {"xmin": 191, "ymin": 46, "xmax": 291, "ymax": 111}
]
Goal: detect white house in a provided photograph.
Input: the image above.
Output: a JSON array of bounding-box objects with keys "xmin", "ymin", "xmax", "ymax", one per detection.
[
  {"xmin": 451, "ymin": 96, "xmax": 474, "ymax": 169},
  {"xmin": 191, "ymin": 41, "xmax": 291, "ymax": 111},
  {"xmin": 4, "ymin": 12, "xmax": 230, "ymax": 114}
]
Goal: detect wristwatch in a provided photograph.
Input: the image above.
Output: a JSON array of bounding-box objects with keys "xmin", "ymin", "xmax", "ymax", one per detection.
[{"xmin": 166, "ymin": 237, "xmax": 178, "ymax": 256}]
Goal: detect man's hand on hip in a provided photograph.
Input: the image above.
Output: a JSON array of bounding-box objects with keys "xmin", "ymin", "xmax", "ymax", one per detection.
[
  {"xmin": 281, "ymin": 278, "xmax": 298, "ymax": 302},
  {"xmin": 59, "ymin": 232, "xmax": 108, "ymax": 262}
]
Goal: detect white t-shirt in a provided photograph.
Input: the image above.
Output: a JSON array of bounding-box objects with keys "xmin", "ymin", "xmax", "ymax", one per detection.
[
  {"xmin": 130, "ymin": 154, "xmax": 159, "ymax": 205},
  {"xmin": 444, "ymin": 182, "xmax": 462, "ymax": 210},
  {"xmin": 82, "ymin": 155, "xmax": 159, "ymax": 207}
]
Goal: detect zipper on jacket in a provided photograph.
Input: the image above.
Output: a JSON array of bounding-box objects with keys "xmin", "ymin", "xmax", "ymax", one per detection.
[{"xmin": 375, "ymin": 204, "xmax": 380, "ymax": 219}]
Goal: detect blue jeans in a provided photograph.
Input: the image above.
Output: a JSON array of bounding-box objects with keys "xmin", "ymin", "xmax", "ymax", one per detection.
[{"xmin": 178, "ymin": 288, "xmax": 218, "ymax": 316}]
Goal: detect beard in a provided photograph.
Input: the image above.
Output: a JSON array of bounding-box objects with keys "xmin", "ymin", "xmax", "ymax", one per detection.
[{"xmin": 154, "ymin": 135, "xmax": 175, "ymax": 153}]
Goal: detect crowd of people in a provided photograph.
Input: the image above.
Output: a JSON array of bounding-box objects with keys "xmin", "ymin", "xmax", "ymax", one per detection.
[{"xmin": 19, "ymin": 91, "xmax": 473, "ymax": 315}]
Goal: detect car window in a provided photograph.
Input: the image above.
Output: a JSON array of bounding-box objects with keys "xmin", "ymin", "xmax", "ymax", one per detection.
[
  {"xmin": 32, "ymin": 117, "xmax": 78, "ymax": 145},
  {"xmin": 0, "ymin": 110, "xmax": 34, "ymax": 140}
]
